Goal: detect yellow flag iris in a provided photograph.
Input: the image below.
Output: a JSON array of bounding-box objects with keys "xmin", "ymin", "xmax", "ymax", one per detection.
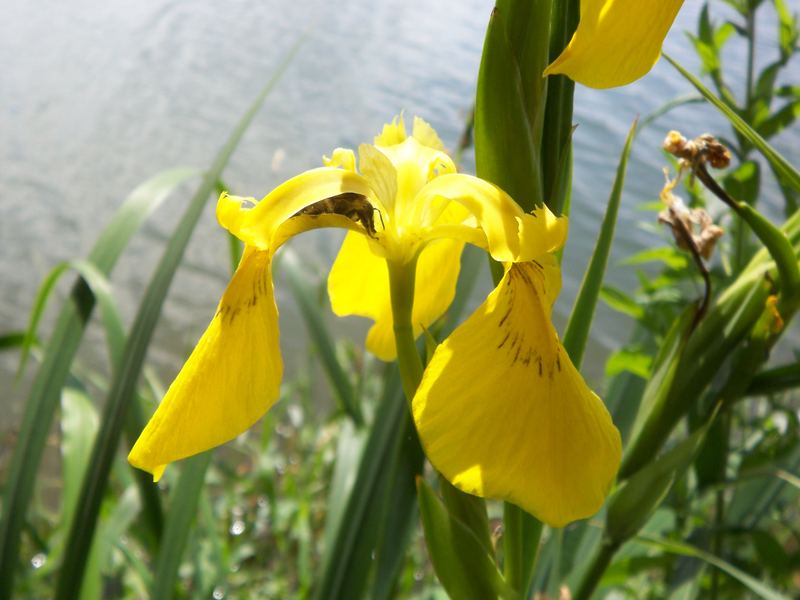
[
  {"xmin": 544, "ymin": 0, "xmax": 684, "ymax": 88},
  {"xmin": 128, "ymin": 115, "xmax": 621, "ymax": 526}
]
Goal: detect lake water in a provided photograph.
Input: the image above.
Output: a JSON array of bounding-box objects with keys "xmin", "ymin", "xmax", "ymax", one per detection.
[{"xmin": 3, "ymin": 1, "xmax": 798, "ymax": 428}]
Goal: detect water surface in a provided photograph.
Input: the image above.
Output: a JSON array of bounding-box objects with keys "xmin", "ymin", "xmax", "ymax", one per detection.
[{"xmin": 3, "ymin": 1, "xmax": 797, "ymax": 427}]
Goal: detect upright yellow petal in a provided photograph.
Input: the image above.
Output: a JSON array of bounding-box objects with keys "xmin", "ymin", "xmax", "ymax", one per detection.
[
  {"xmin": 374, "ymin": 114, "xmax": 408, "ymax": 146},
  {"xmin": 413, "ymin": 262, "xmax": 621, "ymax": 527},
  {"xmin": 544, "ymin": 0, "xmax": 683, "ymax": 89},
  {"xmin": 128, "ymin": 247, "xmax": 282, "ymax": 480},
  {"xmin": 411, "ymin": 116, "xmax": 446, "ymax": 152},
  {"xmin": 328, "ymin": 232, "xmax": 463, "ymax": 361}
]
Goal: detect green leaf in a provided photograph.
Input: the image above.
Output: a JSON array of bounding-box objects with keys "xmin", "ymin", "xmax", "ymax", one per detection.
[
  {"xmin": 475, "ymin": 6, "xmax": 541, "ymax": 210},
  {"xmin": 664, "ymin": 53, "xmax": 800, "ymax": 193},
  {"xmin": 541, "ymin": 0, "xmax": 579, "ymax": 209},
  {"xmin": 604, "ymin": 349, "xmax": 653, "ymax": 379},
  {"xmin": 19, "ymin": 259, "xmax": 125, "ymax": 377},
  {"xmin": 322, "ymin": 420, "xmax": 366, "ymax": 549},
  {"xmin": 151, "ymin": 453, "xmax": 213, "ymax": 598},
  {"xmin": 757, "ymin": 99, "xmax": 800, "ymax": 138},
  {"xmin": 620, "ymin": 306, "xmax": 695, "ymax": 478},
  {"xmin": 0, "ymin": 331, "xmax": 24, "ymax": 350},
  {"xmin": 747, "ymin": 361, "xmax": 800, "ymax": 395},
  {"xmin": 60, "ymin": 387, "xmax": 101, "ymax": 528},
  {"xmin": 749, "ymin": 530, "xmax": 793, "ymax": 576},
  {"xmin": 636, "ymin": 534, "xmax": 790, "ymax": 600},
  {"xmin": 439, "ymin": 476, "xmax": 492, "ymax": 555},
  {"xmin": 53, "ymin": 40, "xmax": 301, "ymax": 600},
  {"xmin": 417, "ymin": 479, "xmax": 512, "ymax": 600},
  {"xmin": 371, "ymin": 409, "xmax": 425, "ymax": 600},
  {"xmin": 727, "ymin": 435, "xmax": 800, "ymax": 528},
  {"xmin": 607, "ymin": 413, "xmax": 716, "ymax": 543},
  {"xmin": 638, "ymin": 94, "xmax": 705, "ymax": 132},
  {"xmin": 599, "ymin": 286, "xmax": 645, "ymax": 320},
  {"xmin": 562, "ymin": 120, "xmax": 636, "ymax": 367},
  {"xmin": 314, "ymin": 365, "xmax": 421, "ymax": 600},
  {"xmin": 724, "ymin": 160, "xmax": 761, "ymax": 204},
  {"xmin": 752, "ymin": 61, "xmax": 781, "ymax": 107},
  {"xmin": 0, "ymin": 166, "xmax": 198, "ymax": 598},
  {"xmin": 775, "ymin": 0, "xmax": 799, "ymax": 62},
  {"xmin": 621, "ymin": 247, "xmax": 689, "ymax": 270}
]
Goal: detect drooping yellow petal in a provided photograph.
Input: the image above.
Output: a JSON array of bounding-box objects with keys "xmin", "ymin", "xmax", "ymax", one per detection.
[
  {"xmin": 544, "ymin": 0, "xmax": 683, "ymax": 89},
  {"xmin": 412, "ymin": 262, "xmax": 621, "ymax": 527},
  {"xmin": 416, "ymin": 174, "xmax": 568, "ymax": 263},
  {"xmin": 328, "ymin": 232, "xmax": 463, "ymax": 361},
  {"xmin": 128, "ymin": 247, "xmax": 282, "ymax": 480}
]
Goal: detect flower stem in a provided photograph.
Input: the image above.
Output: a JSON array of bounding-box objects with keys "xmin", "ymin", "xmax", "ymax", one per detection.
[
  {"xmin": 572, "ymin": 538, "xmax": 620, "ymax": 600},
  {"xmin": 387, "ymin": 258, "xmax": 424, "ymax": 400},
  {"xmin": 503, "ymin": 503, "xmax": 543, "ymax": 593}
]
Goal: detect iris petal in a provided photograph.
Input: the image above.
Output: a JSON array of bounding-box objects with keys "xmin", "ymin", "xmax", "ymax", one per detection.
[
  {"xmin": 217, "ymin": 167, "xmax": 377, "ymax": 248},
  {"xmin": 128, "ymin": 247, "xmax": 282, "ymax": 480},
  {"xmin": 412, "ymin": 262, "xmax": 621, "ymax": 526},
  {"xmin": 416, "ymin": 174, "xmax": 567, "ymax": 262},
  {"xmin": 544, "ymin": 0, "xmax": 683, "ymax": 89},
  {"xmin": 328, "ymin": 232, "xmax": 463, "ymax": 361},
  {"xmin": 374, "ymin": 114, "xmax": 408, "ymax": 146},
  {"xmin": 411, "ymin": 116, "xmax": 446, "ymax": 151}
]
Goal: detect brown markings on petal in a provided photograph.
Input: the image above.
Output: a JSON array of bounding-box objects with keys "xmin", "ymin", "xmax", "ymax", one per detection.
[
  {"xmin": 496, "ymin": 262, "xmax": 561, "ymax": 379},
  {"xmin": 497, "ymin": 331, "xmax": 510, "ymax": 349},
  {"xmin": 217, "ymin": 252, "xmax": 271, "ymax": 326}
]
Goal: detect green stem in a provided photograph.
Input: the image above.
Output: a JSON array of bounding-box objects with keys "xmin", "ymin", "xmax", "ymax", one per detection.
[
  {"xmin": 541, "ymin": 0, "xmax": 578, "ymax": 212},
  {"xmin": 503, "ymin": 501, "xmax": 543, "ymax": 595},
  {"xmin": 386, "ymin": 258, "xmax": 424, "ymax": 399},
  {"xmin": 744, "ymin": 9, "xmax": 755, "ymax": 121},
  {"xmin": 572, "ymin": 538, "xmax": 620, "ymax": 600},
  {"xmin": 696, "ymin": 165, "xmax": 800, "ymax": 312},
  {"xmin": 710, "ymin": 489, "xmax": 725, "ymax": 600},
  {"xmin": 503, "ymin": 503, "xmax": 524, "ymax": 589}
]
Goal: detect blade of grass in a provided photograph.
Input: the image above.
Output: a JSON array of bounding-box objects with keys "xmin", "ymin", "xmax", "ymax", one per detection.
[
  {"xmin": 19, "ymin": 260, "xmax": 125, "ymax": 372},
  {"xmin": 664, "ymin": 53, "xmax": 800, "ymax": 192},
  {"xmin": 0, "ymin": 167, "xmax": 197, "ymax": 597},
  {"xmin": 371, "ymin": 405, "xmax": 425, "ymax": 600},
  {"xmin": 59, "ymin": 387, "xmax": 103, "ymax": 600},
  {"xmin": 314, "ymin": 365, "xmax": 412, "ymax": 600},
  {"xmin": 322, "ymin": 420, "xmax": 367, "ymax": 549},
  {"xmin": 0, "ymin": 331, "xmax": 25, "ymax": 350},
  {"xmin": 562, "ymin": 119, "xmax": 637, "ymax": 366},
  {"xmin": 53, "ymin": 40, "xmax": 302, "ymax": 600},
  {"xmin": 636, "ymin": 534, "xmax": 790, "ymax": 600},
  {"xmin": 150, "ymin": 453, "xmax": 213, "ymax": 598},
  {"xmin": 638, "ymin": 94, "xmax": 704, "ymax": 132},
  {"xmin": 28, "ymin": 260, "xmax": 165, "ymax": 547}
]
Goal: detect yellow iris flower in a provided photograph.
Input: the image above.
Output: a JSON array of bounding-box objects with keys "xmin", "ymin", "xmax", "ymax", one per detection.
[
  {"xmin": 128, "ymin": 115, "xmax": 621, "ymax": 526},
  {"xmin": 544, "ymin": 0, "xmax": 684, "ymax": 88}
]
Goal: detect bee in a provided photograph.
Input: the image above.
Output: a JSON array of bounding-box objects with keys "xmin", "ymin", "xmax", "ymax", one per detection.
[{"xmin": 293, "ymin": 192, "xmax": 381, "ymax": 237}]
